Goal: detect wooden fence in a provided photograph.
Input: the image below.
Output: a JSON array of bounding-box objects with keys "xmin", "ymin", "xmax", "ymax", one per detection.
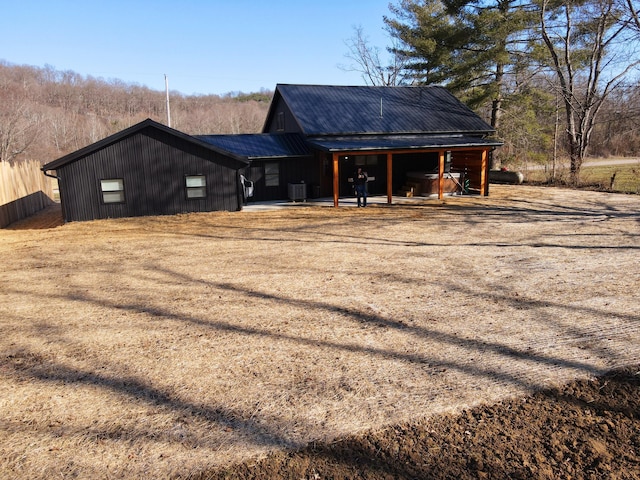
[{"xmin": 0, "ymin": 160, "xmax": 56, "ymax": 228}]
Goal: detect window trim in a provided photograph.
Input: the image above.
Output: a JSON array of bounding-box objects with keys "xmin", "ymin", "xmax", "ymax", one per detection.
[
  {"xmin": 185, "ymin": 174, "xmax": 207, "ymax": 199},
  {"xmin": 100, "ymin": 178, "xmax": 125, "ymax": 204}
]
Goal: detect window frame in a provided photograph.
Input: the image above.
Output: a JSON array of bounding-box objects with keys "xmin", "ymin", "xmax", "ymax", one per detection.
[
  {"xmin": 100, "ymin": 178, "xmax": 125, "ymax": 204},
  {"xmin": 185, "ymin": 174, "xmax": 207, "ymax": 199}
]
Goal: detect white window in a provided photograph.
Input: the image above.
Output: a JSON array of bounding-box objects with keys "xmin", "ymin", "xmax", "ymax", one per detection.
[
  {"xmin": 264, "ymin": 163, "xmax": 279, "ymax": 187},
  {"xmin": 186, "ymin": 175, "xmax": 207, "ymax": 198},
  {"xmin": 100, "ymin": 179, "xmax": 125, "ymax": 204}
]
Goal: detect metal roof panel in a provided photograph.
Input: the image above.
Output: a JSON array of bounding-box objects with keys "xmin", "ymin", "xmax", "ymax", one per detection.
[
  {"xmin": 196, "ymin": 133, "xmax": 311, "ymax": 159},
  {"xmin": 273, "ymin": 85, "xmax": 495, "ymax": 136}
]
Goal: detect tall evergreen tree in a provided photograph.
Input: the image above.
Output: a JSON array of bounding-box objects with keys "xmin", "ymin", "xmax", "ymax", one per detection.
[
  {"xmin": 385, "ymin": 0, "xmax": 538, "ymax": 142},
  {"xmin": 386, "ymin": 0, "xmax": 640, "ymax": 176}
]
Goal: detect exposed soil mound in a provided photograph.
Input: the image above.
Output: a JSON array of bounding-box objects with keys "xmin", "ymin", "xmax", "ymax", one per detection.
[{"xmin": 200, "ymin": 365, "xmax": 640, "ymax": 480}]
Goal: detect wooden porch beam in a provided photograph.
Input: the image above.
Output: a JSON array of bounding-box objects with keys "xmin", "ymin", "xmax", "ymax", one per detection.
[
  {"xmin": 438, "ymin": 150, "xmax": 445, "ymax": 200},
  {"xmin": 332, "ymin": 152, "xmax": 340, "ymax": 207},
  {"xmin": 480, "ymin": 149, "xmax": 488, "ymax": 196}
]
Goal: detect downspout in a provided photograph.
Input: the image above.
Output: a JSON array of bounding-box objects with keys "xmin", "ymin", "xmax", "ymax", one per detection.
[
  {"xmin": 236, "ymin": 171, "xmax": 244, "ymax": 211},
  {"xmin": 42, "ymin": 168, "xmax": 58, "ymax": 181},
  {"xmin": 42, "ymin": 167, "xmax": 63, "ymax": 219},
  {"xmin": 42, "ymin": 168, "xmax": 60, "ymax": 199}
]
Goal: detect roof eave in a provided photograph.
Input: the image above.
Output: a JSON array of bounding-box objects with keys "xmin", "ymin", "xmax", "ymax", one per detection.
[
  {"xmin": 307, "ymin": 129, "xmax": 497, "ymax": 137},
  {"xmin": 311, "ymin": 143, "xmax": 502, "ymax": 153},
  {"xmin": 306, "ymin": 134, "xmax": 504, "ymax": 153},
  {"xmin": 246, "ymin": 154, "xmax": 313, "ymax": 161}
]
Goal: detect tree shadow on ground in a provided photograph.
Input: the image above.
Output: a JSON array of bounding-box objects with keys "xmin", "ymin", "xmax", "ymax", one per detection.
[
  {"xmin": 6, "ymin": 199, "xmax": 635, "ymax": 462},
  {"xmin": 197, "ymin": 365, "xmax": 640, "ymax": 480},
  {"xmin": 3, "ymin": 256, "xmax": 625, "ymax": 456}
]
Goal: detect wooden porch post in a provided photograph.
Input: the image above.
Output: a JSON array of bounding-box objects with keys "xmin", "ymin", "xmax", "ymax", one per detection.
[
  {"xmin": 333, "ymin": 152, "xmax": 340, "ymax": 207},
  {"xmin": 386, "ymin": 152, "xmax": 393, "ymax": 204},
  {"xmin": 438, "ymin": 150, "xmax": 445, "ymax": 200},
  {"xmin": 480, "ymin": 149, "xmax": 488, "ymax": 196}
]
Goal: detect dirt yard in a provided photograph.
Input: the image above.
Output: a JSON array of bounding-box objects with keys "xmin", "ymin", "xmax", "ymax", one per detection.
[
  {"xmin": 203, "ymin": 366, "xmax": 640, "ymax": 479},
  {"xmin": 1, "ymin": 185, "xmax": 639, "ymax": 479}
]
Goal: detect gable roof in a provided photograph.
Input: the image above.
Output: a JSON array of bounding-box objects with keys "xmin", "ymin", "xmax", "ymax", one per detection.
[
  {"xmin": 196, "ymin": 133, "xmax": 311, "ymax": 160},
  {"xmin": 264, "ymin": 84, "xmax": 496, "ymax": 136},
  {"xmin": 42, "ymin": 118, "xmax": 249, "ymax": 172}
]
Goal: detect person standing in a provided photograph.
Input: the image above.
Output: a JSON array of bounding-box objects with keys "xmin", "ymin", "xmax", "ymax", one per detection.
[{"xmin": 353, "ymin": 167, "xmax": 368, "ymax": 207}]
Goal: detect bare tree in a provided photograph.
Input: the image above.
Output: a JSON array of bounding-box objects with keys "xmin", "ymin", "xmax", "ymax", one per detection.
[
  {"xmin": 627, "ymin": 0, "xmax": 640, "ymax": 29},
  {"xmin": 342, "ymin": 26, "xmax": 410, "ymax": 86},
  {"xmin": 0, "ymin": 95, "xmax": 40, "ymax": 163},
  {"xmin": 0, "ymin": 62, "xmax": 275, "ymax": 166},
  {"xmin": 539, "ymin": 0, "xmax": 640, "ymax": 182}
]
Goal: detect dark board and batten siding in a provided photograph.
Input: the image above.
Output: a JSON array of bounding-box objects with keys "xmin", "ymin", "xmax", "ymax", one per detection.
[
  {"xmin": 56, "ymin": 127, "xmax": 243, "ymax": 222},
  {"xmin": 245, "ymin": 157, "xmax": 321, "ymax": 201}
]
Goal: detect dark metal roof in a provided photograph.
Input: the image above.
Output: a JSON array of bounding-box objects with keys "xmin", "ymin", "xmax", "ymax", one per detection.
[
  {"xmin": 306, "ymin": 135, "xmax": 503, "ymax": 152},
  {"xmin": 196, "ymin": 133, "xmax": 311, "ymax": 160},
  {"xmin": 270, "ymin": 84, "xmax": 496, "ymax": 136},
  {"xmin": 42, "ymin": 118, "xmax": 249, "ymax": 171}
]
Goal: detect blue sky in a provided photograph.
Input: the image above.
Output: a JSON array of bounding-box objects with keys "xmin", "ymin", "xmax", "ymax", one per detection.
[{"xmin": 1, "ymin": 0, "xmax": 396, "ymax": 96}]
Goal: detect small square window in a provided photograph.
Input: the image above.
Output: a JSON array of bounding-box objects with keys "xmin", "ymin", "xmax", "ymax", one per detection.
[
  {"xmin": 186, "ymin": 175, "xmax": 207, "ymax": 198},
  {"xmin": 100, "ymin": 179, "xmax": 125, "ymax": 204}
]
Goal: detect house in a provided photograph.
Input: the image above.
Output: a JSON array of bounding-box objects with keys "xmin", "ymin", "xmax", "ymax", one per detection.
[
  {"xmin": 204, "ymin": 84, "xmax": 501, "ymax": 206},
  {"xmin": 43, "ymin": 84, "xmax": 501, "ymax": 222}
]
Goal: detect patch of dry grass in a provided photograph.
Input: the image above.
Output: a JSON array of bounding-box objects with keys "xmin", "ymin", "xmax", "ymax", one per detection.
[
  {"xmin": 1, "ymin": 186, "xmax": 639, "ymax": 478},
  {"xmin": 524, "ymin": 161, "xmax": 640, "ymax": 193}
]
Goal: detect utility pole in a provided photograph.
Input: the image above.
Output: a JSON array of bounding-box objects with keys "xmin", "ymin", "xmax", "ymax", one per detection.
[{"xmin": 165, "ymin": 74, "xmax": 171, "ymax": 128}]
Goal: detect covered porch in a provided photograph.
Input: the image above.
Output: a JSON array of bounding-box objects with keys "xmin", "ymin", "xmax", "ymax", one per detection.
[{"xmin": 307, "ymin": 136, "xmax": 501, "ymax": 207}]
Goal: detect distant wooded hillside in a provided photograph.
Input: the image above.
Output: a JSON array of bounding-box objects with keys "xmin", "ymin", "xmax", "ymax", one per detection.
[
  {"xmin": 3, "ymin": 60, "xmax": 639, "ymax": 172},
  {"xmin": 0, "ymin": 61, "xmax": 272, "ymax": 165}
]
